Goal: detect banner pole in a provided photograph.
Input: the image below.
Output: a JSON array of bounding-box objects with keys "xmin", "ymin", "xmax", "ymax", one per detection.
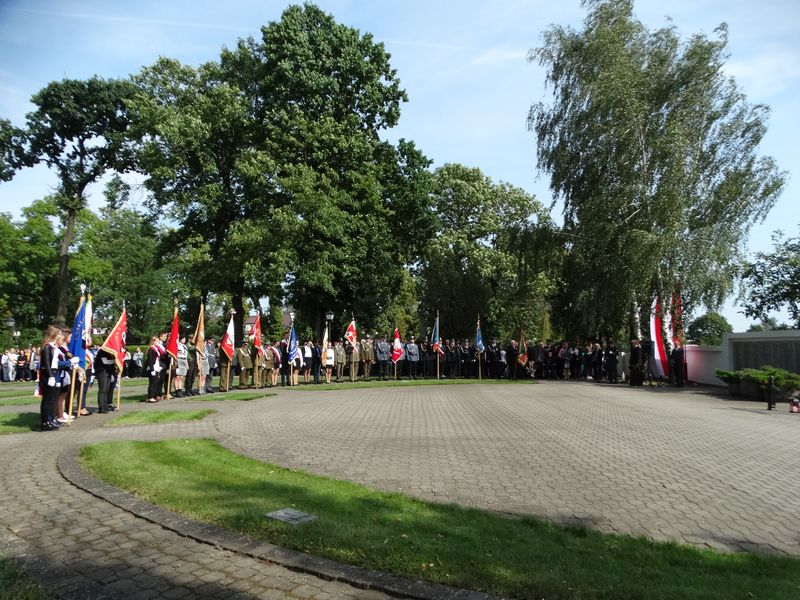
[
  {"xmin": 478, "ymin": 349, "xmax": 482, "ymax": 381},
  {"xmin": 225, "ymin": 362, "xmax": 231, "ymax": 392},
  {"xmin": 166, "ymin": 358, "xmax": 173, "ymax": 401},
  {"xmin": 66, "ymin": 366, "xmax": 77, "ymax": 426},
  {"xmin": 436, "ymin": 353, "xmax": 440, "ymax": 381},
  {"xmin": 116, "ymin": 366, "xmax": 122, "ymax": 412}
]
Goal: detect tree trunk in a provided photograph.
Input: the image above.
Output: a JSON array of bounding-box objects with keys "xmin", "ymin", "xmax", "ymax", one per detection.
[
  {"xmin": 232, "ymin": 293, "xmax": 245, "ymax": 346},
  {"xmin": 55, "ymin": 208, "xmax": 77, "ymax": 326},
  {"xmin": 629, "ymin": 294, "xmax": 642, "ymax": 341}
]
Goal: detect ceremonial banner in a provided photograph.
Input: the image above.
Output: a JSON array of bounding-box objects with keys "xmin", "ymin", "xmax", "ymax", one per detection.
[
  {"xmin": 321, "ymin": 319, "xmax": 329, "ymax": 360},
  {"xmin": 475, "ymin": 319, "xmax": 485, "ymax": 353},
  {"xmin": 345, "ymin": 319, "xmax": 358, "ymax": 348},
  {"xmin": 68, "ymin": 295, "xmax": 88, "ymax": 369},
  {"xmin": 192, "ymin": 303, "xmax": 206, "ymax": 358},
  {"xmin": 252, "ymin": 314, "xmax": 263, "ymax": 354},
  {"xmin": 431, "ymin": 315, "xmax": 444, "ymax": 355},
  {"xmin": 220, "ymin": 314, "xmax": 235, "ymax": 360},
  {"xmin": 166, "ymin": 306, "xmax": 180, "ymax": 360},
  {"xmin": 649, "ymin": 297, "xmax": 671, "ymax": 378},
  {"xmin": 100, "ymin": 309, "xmax": 128, "ymax": 370},
  {"xmin": 288, "ymin": 323, "xmax": 300, "ymax": 362},
  {"xmin": 518, "ymin": 329, "xmax": 528, "ymax": 366},
  {"xmin": 391, "ymin": 327, "xmax": 403, "ymax": 363}
]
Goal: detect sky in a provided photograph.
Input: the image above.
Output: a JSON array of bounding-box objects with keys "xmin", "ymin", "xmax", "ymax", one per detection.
[{"xmin": 1, "ymin": 0, "xmax": 798, "ymax": 331}]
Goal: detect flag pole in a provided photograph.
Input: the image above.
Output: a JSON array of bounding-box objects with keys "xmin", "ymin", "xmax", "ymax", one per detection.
[
  {"xmin": 436, "ymin": 311, "xmax": 440, "ymax": 381},
  {"xmin": 477, "ymin": 315, "xmax": 482, "ymax": 381},
  {"xmin": 116, "ymin": 301, "xmax": 125, "ymax": 412},
  {"xmin": 66, "ymin": 367, "xmax": 77, "ymax": 426},
  {"xmin": 290, "ymin": 312, "xmax": 295, "ymax": 387}
]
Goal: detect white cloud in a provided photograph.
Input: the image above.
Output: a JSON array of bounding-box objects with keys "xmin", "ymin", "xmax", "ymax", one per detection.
[
  {"xmin": 726, "ymin": 48, "xmax": 800, "ymax": 100},
  {"xmin": 468, "ymin": 48, "xmax": 528, "ymax": 68}
]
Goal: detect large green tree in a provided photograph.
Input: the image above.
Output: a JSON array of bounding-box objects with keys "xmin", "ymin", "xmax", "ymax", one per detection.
[
  {"xmin": 741, "ymin": 232, "xmax": 800, "ymax": 328},
  {"xmin": 686, "ymin": 311, "xmax": 733, "ymax": 346},
  {"xmin": 418, "ymin": 164, "xmax": 555, "ymax": 341},
  {"xmin": 529, "ymin": 0, "xmax": 785, "ymax": 341},
  {"xmin": 5, "ymin": 77, "xmax": 136, "ymax": 325}
]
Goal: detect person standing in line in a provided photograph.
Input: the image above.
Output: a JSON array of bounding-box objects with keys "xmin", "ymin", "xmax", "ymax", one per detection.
[
  {"xmin": 38, "ymin": 326, "xmax": 64, "ymax": 430},
  {"xmin": 361, "ymin": 336, "xmax": 374, "ymax": 381},
  {"xmin": 334, "ymin": 339, "xmax": 346, "ymax": 383},
  {"xmin": 405, "ymin": 336, "xmax": 420, "ymax": 380},
  {"xmin": 95, "ymin": 346, "xmax": 117, "ymax": 412},
  {"xmin": 235, "ymin": 341, "xmax": 253, "ymax": 388},
  {"xmin": 375, "ymin": 335, "xmax": 390, "ymax": 381},
  {"xmin": 671, "ymin": 342, "xmax": 685, "ymax": 387},
  {"xmin": 324, "ymin": 341, "xmax": 334, "ymax": 383},
  {"xmin": 218, "ymin": 338, "xmax": 231, "ymax": 392},
  {"xmin": 174, "ymin": 335, "xmax": 188, "ymax": 397},
  {"xmin": 348, "ymin": 340, "xmax": 360, "ymax": 382},
  {"xmin": 203, "ymin": 338, "xmax": 215, "ymax": 392},
  {"xmin": 146, "ymin": 334, "xmax": 166, "ymax": 402}
]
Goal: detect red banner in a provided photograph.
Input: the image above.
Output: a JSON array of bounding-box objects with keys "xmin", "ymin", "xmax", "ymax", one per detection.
[{"xmin": 100, "ymin": 310, "xmax": 128, "ymax": 370}]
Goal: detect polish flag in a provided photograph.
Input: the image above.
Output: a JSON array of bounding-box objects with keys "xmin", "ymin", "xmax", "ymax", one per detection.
[
  {"xmin": 220, "ymin": 313, "xmax": 235, "ymax": 360},
  {"xmin": 391, "ymin": 327, "xmax": 403, "ymax": 363},
  {"xmin": 344, "ymin": 319, "xmax": 357, "ymax": 348}
]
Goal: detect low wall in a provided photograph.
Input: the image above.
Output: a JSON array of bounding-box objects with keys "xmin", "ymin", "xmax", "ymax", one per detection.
[{"xmin": 685, "ymin": 345, "xmax": 726, "ymax": 386}]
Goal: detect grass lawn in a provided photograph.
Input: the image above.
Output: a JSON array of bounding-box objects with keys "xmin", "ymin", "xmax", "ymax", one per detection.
[
  {"xmin": 289, "ymin": 378, "xmax": 535, "ymax": 391},
  {"xmin": 80, "ymin": 439, "xmax": 800, "ymax": 600},
  {"xmin": 0, "ymin": 395, "xmax": 40, "ymax": 407},
  {"xmin": 0, "ymin": 412, "xmax": 40, "ymax": 434},
  {"xmin": 105, "ymin": 409, "xmax": 216, "ymax": 427},
  {"xmin": 120, "ymin": 390, "xmax": 271, "ymax": 403},
  {"xmin": 0, "ymin": 556, "xmax": 51, "ymax": 600}
]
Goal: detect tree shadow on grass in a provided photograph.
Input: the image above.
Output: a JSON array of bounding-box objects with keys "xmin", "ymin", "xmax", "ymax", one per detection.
[{"xmin": 0, "ymin": 412, "xmax": 41, "ymax": 433}]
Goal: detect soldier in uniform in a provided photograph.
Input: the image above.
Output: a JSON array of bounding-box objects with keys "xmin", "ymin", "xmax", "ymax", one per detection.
[
  {"xmin": 361, "ymin": 336, "xmax": 374, "ymax": 381},
  {"xmin": 405, "ymin": 336, "xmax": 420, "ymax": 379},
  {"xmin": 334, "ymin": 339, "xmax": 346, "ymax": 382},
  {"xmin": 605, "ymin": 340, "xmax": 619, "ymax": 383},
  {"xmin": 235, "ymin": 341, "xmax": 253, "ymax": 388},
  {"xmin": 218, "ymin": 341, "xmax": 231, "ymax": 392},
  {"xmin": 375, "ymin": 335, "xmax": 391, "ymax": 380},
  {"xmin": 348, "ymin": 340, "xmax": 360, "ymax": 382},
  {"xmin": 251, "ymin": 341, "xmax": 263, "ymax": 388},
  {"xmin": 261, "ymin": 341, "xmax": 274, "ymax": 387}
]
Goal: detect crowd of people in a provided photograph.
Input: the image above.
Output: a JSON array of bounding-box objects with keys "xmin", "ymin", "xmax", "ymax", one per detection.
[{"xmin": 4, "ymin": 322, "xmax": 686, "ymax": 432}]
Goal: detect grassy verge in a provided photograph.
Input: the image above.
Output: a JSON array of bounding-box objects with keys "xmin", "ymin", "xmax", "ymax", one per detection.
[
  {"xmin": 0, "ymin": 556, "xmax": 51, "ymax": 600},
  {"xmin": 0, "ymin": 412, "xmax": 40, "ymax": 434},
  {"xmin": 119, "ymin": 390, "xmax": 271, "ymax": 403},
  {"xmin": 289, "ymin": 378, "xmax": 534, "ymax": 391},
  {"xmin": 0, "ymin": 395, "xmax": 40, "ymax": 407},
  {"xmin": 80, "ymin": 439, "xmax": 800, "ymax": 600},
  {"xmin": 106, "ymin": 409, "xmax": 215, "ymax": 427}
]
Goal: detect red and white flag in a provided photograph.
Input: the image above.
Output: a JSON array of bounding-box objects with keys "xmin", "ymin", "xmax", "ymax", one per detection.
[
  {"xmin": 344, "ymin": 319, "xmax": 357, "ymax": 348},
  {"xmin": 391, "ymin": 327, "xmax": 403, "ymax": 364},
  {"xmin": 220, "ymin": 313, "xmax": 235, "ymax": 360},
  {"xmin": 252, "ymin": 314, "xmax": 263, "ymax": 355},
  {"xmin": 166, "ymin": 306, "xmax": 180, "ymax": 360},
  {"xmin": 100, "ymin": 309, "xmax": 128, "ymax": 370}
]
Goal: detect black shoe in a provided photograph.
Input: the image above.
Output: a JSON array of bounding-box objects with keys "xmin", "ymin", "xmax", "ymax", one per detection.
[{"xmin": 105, "ymin": 404, "xmax": 116, "ymax": 412}]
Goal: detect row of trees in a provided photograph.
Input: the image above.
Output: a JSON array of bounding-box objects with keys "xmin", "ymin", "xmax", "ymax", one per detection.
[{"xmin": 0, "ymin": 1, "xmax": 795, "ymax": 349}]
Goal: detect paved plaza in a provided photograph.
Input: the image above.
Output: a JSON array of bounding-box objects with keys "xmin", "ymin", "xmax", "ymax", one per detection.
[{"xmin": 1, "ymin": 380, "xmax": 799, "ymax": 598}]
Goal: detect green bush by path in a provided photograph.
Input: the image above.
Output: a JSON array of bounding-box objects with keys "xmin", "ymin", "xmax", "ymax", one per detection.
[
  {"xmin": 80, "ymin": 439, "xmax": 800, "ymax": 600},
  {"xmin": 0, "ymin": 556, "xmax": 52, "ymax": 600},
  {"xmin": 105, "ymin": 410, "xmax": 215, "ymax": 427}
]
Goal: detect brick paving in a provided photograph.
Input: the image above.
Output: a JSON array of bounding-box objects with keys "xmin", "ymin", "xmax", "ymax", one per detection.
[{"xmin": 1, "ymin": 379, "xmax": 799, "ymax": 599}]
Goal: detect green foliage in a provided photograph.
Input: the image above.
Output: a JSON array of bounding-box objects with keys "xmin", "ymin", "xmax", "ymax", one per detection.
[
  {"xmin": 686, "ymin": 312, "xmax": 733, "ymax": 346},
  {"xmin": 530, "ymin": 0, "xmax": 786, "ymax": 338},
  {"xmin": 0, "ymin": 556, "xmax": 52, "ymax": 600},
  {"xmin": 741, "ymin": 231, "xmax": 800, "ymax": 328},
  {"xmin": 70, "ymin": 207, "xmax": 175, "ymax": 341},
  {"xmin": 82, "ymin": 438, "xmax": 800, "ymax": 600},
  {"xmin": 418, "ymin": 164, "xmax": 556, "ymax": 340},
  {"xmin": 715, "ymin": 365, "xmax": 800, "ymax": 392},
  {"xmin": 7, "ymin": 77, "xmax": 136, "ymax": 324}
]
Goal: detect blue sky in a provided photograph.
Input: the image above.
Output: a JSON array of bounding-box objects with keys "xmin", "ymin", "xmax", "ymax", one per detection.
[{"xmin": 1, "ymin": 0, "xmax": 798, "ymax": 331}]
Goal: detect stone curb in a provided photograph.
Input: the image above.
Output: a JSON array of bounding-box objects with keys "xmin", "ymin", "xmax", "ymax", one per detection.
[{"xmin": 58, "ymin": 445, "xmax": 500, "ymax": 600}]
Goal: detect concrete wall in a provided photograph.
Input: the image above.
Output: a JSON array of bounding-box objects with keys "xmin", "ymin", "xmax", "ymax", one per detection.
[
  {"xmin": 685, "ymin": 345, "xmax": 726, "ymax": 386},
  {"xmin": 685, "ymin": 330, "xmax": 800, "ymax": 386}
]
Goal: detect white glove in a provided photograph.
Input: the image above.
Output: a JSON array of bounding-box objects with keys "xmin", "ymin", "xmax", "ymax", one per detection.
[
  {"xmin": 70, "ymin": 356, "xmax": 80, "ymax": 365},
  {"xmin": 151, "ymin": 370, "xmax": 156, "ymax": 376},
  {"xmin": 47, "ymin": 376, "xmax": 55, "ymax": 387}
]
